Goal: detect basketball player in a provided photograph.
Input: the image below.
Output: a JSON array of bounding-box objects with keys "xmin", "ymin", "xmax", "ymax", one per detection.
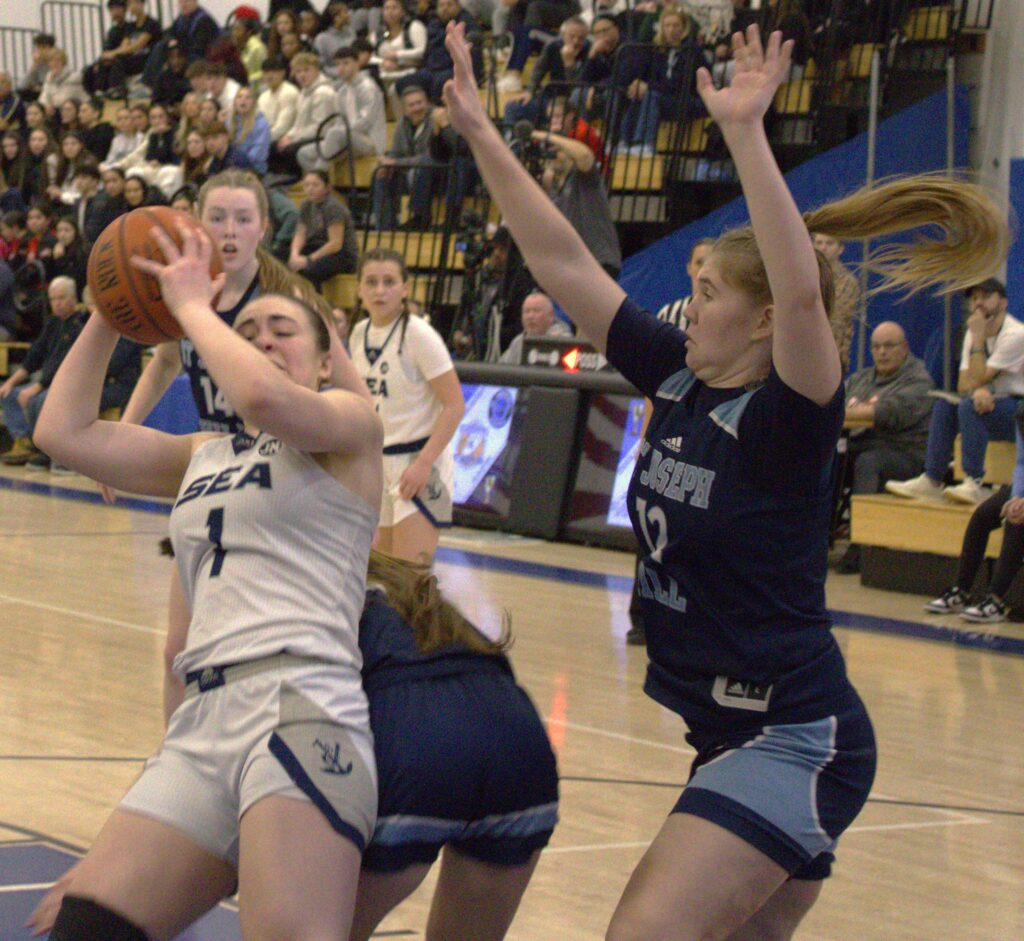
[
  {"xmin": 440, "ymin": 21, "xmax": 1008, "ymax": 940},
  {"xmin": 348, "ymin": 247, "xmax": 465, "ymax": 565},
  {"xmin": 30, "ymin": 550, "xmax": 559, "ymax": 941},
  {"xmin": 34, "ymin": 220, "xmax": 384, "ymax": 940}
]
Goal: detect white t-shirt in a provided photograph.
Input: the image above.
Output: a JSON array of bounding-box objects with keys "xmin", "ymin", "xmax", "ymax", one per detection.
[
  {"xmin": 958, "ymin": 312, "xmax": 1024, "ymax": 396},
  {"xmin": 350, "ymin": 314, "xmax": 455, "ymax": 448}
]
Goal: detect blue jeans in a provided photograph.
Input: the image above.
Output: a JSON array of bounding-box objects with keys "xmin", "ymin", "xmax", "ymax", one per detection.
[
  {"xmin": 1, "ymin": 383, "xmax": 46, "ymax": 439},
  {"xmin": 924, "ymin": 395, "xmax": 1019, "ymax": 482}
]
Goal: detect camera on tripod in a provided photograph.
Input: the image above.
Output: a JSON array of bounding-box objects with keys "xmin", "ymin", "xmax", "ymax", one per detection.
[{"xmin": 454, "ymin": 209, "xmax": 493, "ymax": 270}]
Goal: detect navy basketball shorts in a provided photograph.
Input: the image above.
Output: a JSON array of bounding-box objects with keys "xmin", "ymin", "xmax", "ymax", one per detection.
[
  {"xmin": 362, "ymin": 670, "xmax": 559, "ymax": 872},
  {"xmin": 674, "ymin": 695, "xmax": 877, "ymax": 880}
]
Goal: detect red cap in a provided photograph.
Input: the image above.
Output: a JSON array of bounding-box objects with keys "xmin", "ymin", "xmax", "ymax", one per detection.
[{"xmin": 232, "ymin": 5, "xmax": 260, "ymax": 20}]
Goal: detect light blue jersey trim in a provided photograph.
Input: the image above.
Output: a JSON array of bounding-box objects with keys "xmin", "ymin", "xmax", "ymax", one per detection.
[
  {"xmin": 656, "ymin": 368, "xmax": 697, "ymax": 402},
  {"xmin": 372, "ymin": 801, "xmax": 559, "ymax": 846},
  {"xmin": 708, "ymin": 387, "xmax": 760, "ymax": 440}
]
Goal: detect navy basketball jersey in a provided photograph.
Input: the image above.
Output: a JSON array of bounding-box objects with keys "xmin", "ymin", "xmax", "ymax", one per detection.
[
  {"xmin": 179, "ymin": 275, "xmax": 260, "ymax": 433},
  {"xmin": 607, "ymin": 298, "xmax": 852, "ymax": 731},
  {"xmin": 358, "ymin": 589, "xmax": 512, "ymax": 692}
]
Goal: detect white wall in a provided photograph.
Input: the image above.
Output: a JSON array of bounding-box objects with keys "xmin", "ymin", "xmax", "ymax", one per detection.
[{"xmin": 0, "ymin": 0, "xmax": 275, "ymax": 32}]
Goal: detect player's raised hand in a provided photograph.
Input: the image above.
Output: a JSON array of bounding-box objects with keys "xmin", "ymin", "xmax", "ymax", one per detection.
[
  {"xmin": 695, "ymin": 25, "xmax": 793, "ymax": 127},
  {"xmin": 442, "ymin": 21, "xmax": 488, "ymax": 138},
  {"xmin": 130, "ymin": 223, "xmax": 226, "ymax": 316}
]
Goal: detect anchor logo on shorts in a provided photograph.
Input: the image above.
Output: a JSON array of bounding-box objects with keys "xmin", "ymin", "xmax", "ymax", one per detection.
[{"xmin": 313, "ymin": 738, "xmax": 353, "ymax": 776}]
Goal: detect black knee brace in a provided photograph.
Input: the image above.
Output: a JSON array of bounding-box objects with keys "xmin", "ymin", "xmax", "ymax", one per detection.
[{"xmin": 49, "ymin": 895, "xmax": 149, "ymax": 941}]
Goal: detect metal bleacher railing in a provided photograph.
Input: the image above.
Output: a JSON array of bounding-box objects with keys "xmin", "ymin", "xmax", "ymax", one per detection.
[
  {"xmin": 40, "ymin": 0, "xmax": 105, "ymax": 73},
  {"xmin": 0, "ymin": 26, "xmax": 38, "ymax": 88}
]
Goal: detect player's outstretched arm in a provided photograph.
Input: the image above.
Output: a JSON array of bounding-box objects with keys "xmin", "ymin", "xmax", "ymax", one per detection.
[
  {"xmin": 696, "ymin": 26, "xmax": 840, "ymax": 405},
  {"xmin": 442, "ymin": 22, "xmax": 625, "ymax": 355},
  {"xmin": 132, "ymin": 224, "xmax": 382, "ymax": 457},
  {"xmin": 34, "ymin": 314, "xmax": 198, "ymax": 497}
]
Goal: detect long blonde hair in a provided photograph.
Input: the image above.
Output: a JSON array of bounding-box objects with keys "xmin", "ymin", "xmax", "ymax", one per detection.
[
  {"xmin": 366, "ymin": 549, "xmax": 511, "ymax": 655},
  {"xmin": 713, "ymin": 174, "xmax": 1010, "ymax": 311}
]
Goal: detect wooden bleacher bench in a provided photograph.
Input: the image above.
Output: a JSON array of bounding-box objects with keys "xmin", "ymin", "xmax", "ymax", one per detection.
[
  {"xmin": 851, "ymin": 494, "xmax": 1001, "ymax": 559},
  {"xmin": 322, "ymin": 273, "xmax": 428, "ymax": 311},
  {"xmin": 954, "ymin": 437, "xmax": 1015, "ymax": 486},
  {"xmin": 0, "ymin": 342, "xmax": 31, "ymax": 377}
]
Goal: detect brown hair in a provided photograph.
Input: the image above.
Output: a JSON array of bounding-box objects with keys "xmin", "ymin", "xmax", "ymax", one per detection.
[
  {"xmin": 350, "ymin": 246, "xmax": 411, "ymax": 348},
  {"xmin": 713, "ymin": 174, "xmax": 1010, "ymax": 313},
  {"xmin": 366, "ymin": 549, "xmax": 510, "ymax": 655}
]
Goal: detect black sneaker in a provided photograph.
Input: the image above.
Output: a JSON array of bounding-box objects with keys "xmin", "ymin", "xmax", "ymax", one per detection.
[
  {"xmin": 626, "ymin": 623, "xmax": 646, "ymax": 646},
  {"xmin": 26, "ymin": 451, "xmax": 51, "ymax": 471},
  {"xmin": 924, "ymin": 586, "xmax": 968, "ymax": 614},
  {"xmin": 960, "ymin": 594, "xmax": 1007, "ymax": 624}
]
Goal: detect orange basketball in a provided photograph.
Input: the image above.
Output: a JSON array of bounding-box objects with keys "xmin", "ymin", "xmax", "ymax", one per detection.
[{"xmin": 86, "ymin": 206, "xmax": 223, "ymax": 346}]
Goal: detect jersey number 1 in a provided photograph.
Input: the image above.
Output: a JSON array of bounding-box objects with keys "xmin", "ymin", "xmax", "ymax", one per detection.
[{"xmin": 206, "ymin": 507, "xmax": 227, "ymax": 577}]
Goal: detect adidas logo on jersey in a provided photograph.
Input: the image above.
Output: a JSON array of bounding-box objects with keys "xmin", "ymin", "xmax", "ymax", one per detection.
[{"xmin": 660, "ymin": 436, "xmax": 683, "ymax": 453}]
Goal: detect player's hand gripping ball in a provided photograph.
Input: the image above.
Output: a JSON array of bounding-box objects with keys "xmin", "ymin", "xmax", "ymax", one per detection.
[{"xmin": 86, "ymin": 206, "xmax": 223, "ymax": 345}]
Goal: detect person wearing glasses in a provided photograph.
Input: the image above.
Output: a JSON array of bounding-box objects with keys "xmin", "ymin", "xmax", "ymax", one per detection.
[{"xmin": 837, "ymin": 321, "xmax": 934, "ymax": 572}]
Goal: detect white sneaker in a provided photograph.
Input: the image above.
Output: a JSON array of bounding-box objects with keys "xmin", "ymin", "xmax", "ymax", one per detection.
[
  {"xmin": 884, "ymin": 473, "xmax": 945, "ymax": 501},
  {"xmin": 960, "ymin": 594, "xmax": 1007, "ymax": 624},
  {"xmin": 496, "ymin": 72, "xmax": 523, "ymax": 92},
  {"xmin": 943, "ymin": 477, "xmax": 987, "ymax": 505}
]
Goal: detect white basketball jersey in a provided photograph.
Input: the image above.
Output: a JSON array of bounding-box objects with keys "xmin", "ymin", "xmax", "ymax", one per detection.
[
  {"xmin": 169, "ymin": 431, "xmax": 378, "ymax": 676},
  {"xmin": 350, "ymin": 314, "xmax": 455, "ymax": 448}
]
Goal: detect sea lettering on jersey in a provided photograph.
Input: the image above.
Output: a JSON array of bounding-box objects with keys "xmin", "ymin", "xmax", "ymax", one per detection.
[
  {"xmin": 366, "ymin": 377, "xmax": 389, "ymax": 399},
  {"xmin": 175, "ymin": 462, "xmax": 273, "ymax": 509},
  {"xmin": 637, "ymin": 440, "xmax": 715, "ymax": 508}
]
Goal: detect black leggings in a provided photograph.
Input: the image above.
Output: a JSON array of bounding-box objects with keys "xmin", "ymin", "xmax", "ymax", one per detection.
[{"xmin": 956, "ymin": 485, "xmax": 1024, "ymax": 598}]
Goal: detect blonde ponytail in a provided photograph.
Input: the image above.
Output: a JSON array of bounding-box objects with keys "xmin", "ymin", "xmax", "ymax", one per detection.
[{"xmin": 804, "ymin": 174, "xmax": 1010, "ymax": 298}]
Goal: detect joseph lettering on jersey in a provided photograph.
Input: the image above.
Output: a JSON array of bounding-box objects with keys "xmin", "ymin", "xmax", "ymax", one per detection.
[
  {"xmin": 174, "ymin": 462, "xmax": 273, "ymax": 509},
  {"xmin": 637, "ymin": 440, "xmax": 715, "ymax": 508}
]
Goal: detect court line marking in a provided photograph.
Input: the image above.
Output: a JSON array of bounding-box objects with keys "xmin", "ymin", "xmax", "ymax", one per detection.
[
  {"xmin": 544, "ymin": 716, "xmax": 695, "ymax": 756},
  {"xmin": 4, "ymin": 470, "xmax": 1024, "ymax": 656},
  {"xmin": 0, "ymin": 592, "xmax": 162, "ymax": 636}
]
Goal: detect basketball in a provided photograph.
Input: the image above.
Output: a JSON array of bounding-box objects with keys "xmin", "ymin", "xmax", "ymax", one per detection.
[{"xmin": 86, "ymin": 206, "xmax": 223, "ymax": 345}]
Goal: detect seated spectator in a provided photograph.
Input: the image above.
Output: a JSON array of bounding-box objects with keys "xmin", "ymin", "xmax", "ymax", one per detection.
[
  {"xmin": 504, "ymin": 17, "xmax": 589, "ymax": 127},
  {"xmin": 56, "ymin": 99, "xmax": 82, "ymax": 138},
  {"xmin": 614, "ymin": 6, "xmax": 702, "ymax": 157},
  {"xmin": 298, "ymin": 47, "xmax": 385, "ymax": 172},
  {"xmin": 289, "ymin": 169, "xmax": 358, "ymax": 287},
  {"xmin": 264, "ymin": 182, "xmax": 299, "ymax": 261},
  {"xmin": 173, "ymin": 92, "xmax": 202, "ymax": 151},
  {"xmin": 314, "ymin": 1, "xmax": 357, "ymax": 71},
  {"xmin": 371, "ymin": 0, "xmax": 428, "ymax": 109},
  {"xmin": 298, "ymin": 8, "xmax": 323, "ymax": 46},
  {"xmin": 207, "ymin": 34, "xmax": 250, "ymax": 87},
  {"xmin": 270, "ymin": 52, "xmax": 337, "ymax": 176},
  {"xmin": 136, "ymin": 102, "xmax": 185, "ymax": 196},
  {"xmin": 150, "ymin": 39, "xmax": 193, "ymax": 107},
  {"xmin": 231, "ymin": 10, "xmax": 268, "ymax": 86},
  {"xmin": 541, "ymin": 123, "xmax": 621, "ymax": 277},
  {"xmin": 46, "ymin": 215, "xmax": 90, "ymax": 293},
  {"xmin": 279, "ymin": 31, "xmax": 310, "ymax": 64},
  {"xmin": 230, "ymin": 86, "xmax": 272, "ymax": 174},
  {"xmin": 0, "ymin": 277, "xmax": 84, "ymax": 466},
  {"xmin": 499, "ymin": 291, "xmax": 572, "ymax": 364},
  {"xmin": 99, "ymin": 166, "xmax": 129, "ymax": 218},
  {"xmin": 180, "ymin": 129, "xmax": 213, "ymax": 188},
  {"xmin": 78, "ymin": 98, "xmax": 115, "ymax": 163},
  {"xmin": 49, "ymin": 132, "xmax": 100, "ymax": 205},
  {"xmin": 765, "ymin": 0, "xmax": 815, "ymax": 81},
  {"xmin": 1, "ymin": 133, "xmax": 29, "ymax": 213},
  {"xmin": 0, "ymin": 211, "xmax": 28, "ymax": 264},
  {"xmin": 395, "ymin": 0, "xmax": 483, "ymax": 103},
  {"xmin": 257, "ymin": 56, "xmax": 300, "ymax": 150},
  {"xmin": 0, "ymin": 72, "xmax": 27, "ymax": 136},
  {"xmin": 23, "ymin": 203, "xmax": 57, "ymax": 266},
  {"xmin": 836, "ymin": 322, "xmax": 934, "ymax": 573},
  {"xmin": 813, "ymin": 231, "xmax": 860, "ymax": 373},
  {"xmin": 16, "ymin": 34, "xmax": 57, "ymax": 105},
  {"xmin": 405, "ymin": 104, "xmax": 478, "ymax": 231},
  {"xmin": 123, "ymin": 0, "xmax": 164, "ymax": 80},
  {"xmin": 197, "ymin": 96, "xmax": 222, "ymax": 129},
  {"xmin": 370, "ymin": 83, "xmax": 433, "ymax": 229},
  {"xmin": 101, "ymin": 107, "xmax": 144, "ymax": 169},
  {"xmin": 124, "ymin": 172, "xmax": 167, "ymax": 207},
  {"xmin": 579, "ymin": 0, "xmax": 626, "ymax": 28},
  {"xmin": 39, "ymin": 49, "xmax": 86, "ymax": 120},
  {"xmin": 578, "ymin": 14, "xmax": 622, "ymax": 118},
  {"xmin": 888, "ymin": 280, "xmax": 1024, "ymax": 506},
  {"xmin": 142, "ymin": 0, "xmax": 220, "ymax": 89},
  {"xmin": 170, "ymin": 182, "xmax": 199, "ymax": 214},
  {"xmin": 22, "ymin": 129, "xmax": 59, "ymax": 205},
  {"xmin": 267, "ymin": 8, "xmax": 302, "ymax": 60},
  {"xmin": 83, "ymin": 0, "xmax": 134, "ymax": 98},
  {"xmin": 23, "ymin": 102, "xmax": 49, "ymax": 137},
  {"xmin": 0, "ymin": 255, "xmax": 16, "ymax": 339},
  {"xmin": 923, "ymin": 473, "xmax": 1024, "ymax": 625},
  {"xmin": 351, "ymin": 0, "xmax": 384, "ymax": 41},
  {"xmin": 206, "ymin": 61, "xmax": 243, "ymax": 124},
  {"xmin": 202, "ymin": 120, "xmax": 256, "ymax": 175},
  {"xmin": 497, "ymin": 0, "xmax": 581, "ymax": 93}
]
